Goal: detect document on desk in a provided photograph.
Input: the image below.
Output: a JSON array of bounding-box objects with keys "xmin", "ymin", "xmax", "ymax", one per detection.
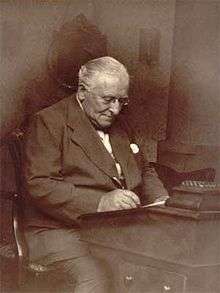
[{"xmin": 141, "ymin": 200, "xmax": 166, "ymax": 208}]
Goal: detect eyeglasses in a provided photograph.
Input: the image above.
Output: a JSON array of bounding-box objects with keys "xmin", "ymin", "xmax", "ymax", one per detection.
[
  {"xmin": 83, "ymin": 86, "xmax": 129, "ymax": 107},
  {"xmin": 100, "ymin": 96, "xmax": 129, "ymax": 107}
]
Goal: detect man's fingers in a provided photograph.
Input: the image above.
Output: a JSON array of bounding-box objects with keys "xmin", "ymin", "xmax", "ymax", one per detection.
[
  {"xmin": 98, "ymin": 189, "xmax": 140, "ymax": 212},
  {"xmin": 122, "ymin": 190, "xmax": 140, "ymax": 205},
  {"xmin": 118, "ymin": 201, "xmax": 134, "ymax": 209},
  {"xmin": 121, "ymin": 197, "xmax": 137, "ymax": 208},
  {"xmin": 117, "ymin": 194, "xmax": 138, "ymax": 209}
]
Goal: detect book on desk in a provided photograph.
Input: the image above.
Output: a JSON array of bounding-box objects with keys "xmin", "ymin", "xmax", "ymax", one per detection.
[{"xmin": 165, "ymin": 180, "xmax": 220, "ymax": 211}]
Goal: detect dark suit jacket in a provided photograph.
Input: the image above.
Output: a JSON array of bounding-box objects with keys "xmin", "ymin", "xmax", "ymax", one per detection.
[{"xmin": 23, "ymin": 95, "xmax": 168, "ymax": 229}]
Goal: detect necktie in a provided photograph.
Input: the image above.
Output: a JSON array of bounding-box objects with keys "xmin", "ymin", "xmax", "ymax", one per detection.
[{"xmin": 97, "ymin": 130, "xmax": 125, "ymax": 181}]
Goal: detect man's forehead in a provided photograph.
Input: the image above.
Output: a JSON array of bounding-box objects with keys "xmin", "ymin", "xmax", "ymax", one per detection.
[{"xmin": 91, "ymin": 73, "xmax": 129, "ymax": 91}]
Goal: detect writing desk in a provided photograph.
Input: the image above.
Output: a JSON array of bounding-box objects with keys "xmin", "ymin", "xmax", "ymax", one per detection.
[{"xmin": 79, "ymin": 206, "xmax": 220, "ymax": 292}]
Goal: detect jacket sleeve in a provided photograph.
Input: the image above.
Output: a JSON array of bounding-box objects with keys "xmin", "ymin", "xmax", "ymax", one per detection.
[
  {"xmin": 121, "ymin": 119, "xmax": 169, "ymax": 204},
  {"xmin": 141, "ymin": 161, "xmax": 169, "ymax": 204},
  {"xmin": 23, "ymin": 113, "xmax": 103, "ymax": 225},
  {"xmin": 139, "ymin": 140, "xmax": 169, "ymax": 204}
]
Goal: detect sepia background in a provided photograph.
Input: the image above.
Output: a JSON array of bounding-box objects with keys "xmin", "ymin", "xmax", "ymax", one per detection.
[{"xmin": 0, "ymin": 0, "xmax": 220, "ymax": 291}]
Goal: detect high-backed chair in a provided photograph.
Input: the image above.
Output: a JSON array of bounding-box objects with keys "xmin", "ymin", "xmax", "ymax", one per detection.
[
  {"xmin": 6, "ymin": 128, "xmax": 75, "ymax": 292},
  {"xmin": 6, "ymin": 128, "xmax": 52, "ymax": 292}
]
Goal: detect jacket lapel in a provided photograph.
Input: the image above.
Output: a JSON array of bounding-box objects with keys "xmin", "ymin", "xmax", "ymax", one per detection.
[
  {"xmin": 66, "ymin": 97, "xmax": 118, "ymax": 179},
  {"xmin": 109, "ymin": 123, "xmax": 142, "ymax": 190}
]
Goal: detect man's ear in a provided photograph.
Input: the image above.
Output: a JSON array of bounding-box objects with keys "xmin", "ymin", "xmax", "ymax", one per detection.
[
  {"xmin": 78, "ymin": 83, "xmax": 86, "ymax": 101},
  {"xmin": 78, "ymin": 83, "xmax": 86, "ymax": 92}
]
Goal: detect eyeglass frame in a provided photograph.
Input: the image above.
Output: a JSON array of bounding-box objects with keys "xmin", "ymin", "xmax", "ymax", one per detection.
[{"xmin": 81, "ymin": 84, "xmax": 129, "ymax": 107}]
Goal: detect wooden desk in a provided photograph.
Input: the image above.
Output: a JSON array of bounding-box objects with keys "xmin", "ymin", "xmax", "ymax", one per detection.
[{"xmin": 80, "ymin": 206, "xmax": 220, "ymax": 293}]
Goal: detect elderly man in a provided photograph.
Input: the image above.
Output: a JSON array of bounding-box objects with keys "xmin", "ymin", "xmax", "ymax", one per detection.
[{"xmin": 24, "ymin": 56, "xmax": 168, "ymax": 292}]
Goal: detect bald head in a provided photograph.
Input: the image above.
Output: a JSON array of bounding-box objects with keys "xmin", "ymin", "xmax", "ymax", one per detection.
[{"xmin": 78, "ymin": 56, "xmax": 129, "ymax": 90}]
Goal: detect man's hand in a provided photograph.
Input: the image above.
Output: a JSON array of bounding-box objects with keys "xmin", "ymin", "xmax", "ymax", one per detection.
[{"xmin": 97, "ymin": 189, "xmax": 140, "ymax": 212}]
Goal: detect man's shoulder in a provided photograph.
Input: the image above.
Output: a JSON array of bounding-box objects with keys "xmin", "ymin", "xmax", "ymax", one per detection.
[
  {"xmin": 25, "ymin": 95, "xmax": 78, "ymax": 134},
  {"xmin": 37, "ymin": 96, "xmax": 73, "ymax": 118},
  {"xmin": 33, "ymin": 95, "xmax": 79, "ymax": 127}
]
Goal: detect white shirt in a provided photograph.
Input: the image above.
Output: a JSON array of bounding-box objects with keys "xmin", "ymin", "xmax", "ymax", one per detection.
[{"xmin": 96, "ymin": 130, "xmax": 123, "ymax": 178}]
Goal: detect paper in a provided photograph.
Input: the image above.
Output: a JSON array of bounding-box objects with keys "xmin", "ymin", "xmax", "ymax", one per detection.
[{"xmin": 141, "ymin": 200, "xmax": 166, "ymax": 208}]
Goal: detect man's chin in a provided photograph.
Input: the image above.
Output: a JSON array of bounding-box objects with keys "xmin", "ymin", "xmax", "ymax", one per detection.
[
  {"xmin": 99, "ymin": 118, "xmax": 115, "ymax": 128},
  {"xmin": 91, "ymin": 119, "xmax": 112, "ymax": 130},
  {"xmin": 99, "ymin": 122, "xmax": 112, "ymax": 129}
]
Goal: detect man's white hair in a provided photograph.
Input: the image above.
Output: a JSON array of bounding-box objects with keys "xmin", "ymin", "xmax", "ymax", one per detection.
[{"xmin": 78, "ymin": 56, "xmax": 129, "ymax": 89}]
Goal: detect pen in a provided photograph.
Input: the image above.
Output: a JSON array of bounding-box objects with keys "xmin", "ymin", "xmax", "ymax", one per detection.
[
  {"xmin": 112, "ymin": 177, "xmax": 142, "ymax": 208},
  {"xmin": 112, "ymin": 176, "xmax": 125, "ymax": 189}
]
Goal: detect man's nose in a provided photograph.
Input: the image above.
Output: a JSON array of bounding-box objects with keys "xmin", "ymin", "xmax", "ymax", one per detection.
[{"xmin": 109, "ymin": 100, "xmax": 121, "ymax": 115}]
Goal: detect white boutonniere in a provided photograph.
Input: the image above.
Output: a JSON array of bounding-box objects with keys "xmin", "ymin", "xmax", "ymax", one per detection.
[{"xmin": 130, "ymin": 143, "xmax": 139, "ymax": 154}]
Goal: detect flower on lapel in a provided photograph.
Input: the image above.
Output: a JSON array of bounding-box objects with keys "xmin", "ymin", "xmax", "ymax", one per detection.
[{"xmin": 130, "ymin": 143, "xmax": 139, "ymax": 154}]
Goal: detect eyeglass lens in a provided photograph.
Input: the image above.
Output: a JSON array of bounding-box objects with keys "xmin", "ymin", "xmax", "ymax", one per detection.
[{"xmin": 103, "ymin": 96, "xmax": 129, "ymax": 106}]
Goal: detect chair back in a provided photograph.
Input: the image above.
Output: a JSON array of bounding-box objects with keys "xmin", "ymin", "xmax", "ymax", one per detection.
[{"xmin": 7, "ymin": 128, "xmax": 29, "ymax": 283}]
